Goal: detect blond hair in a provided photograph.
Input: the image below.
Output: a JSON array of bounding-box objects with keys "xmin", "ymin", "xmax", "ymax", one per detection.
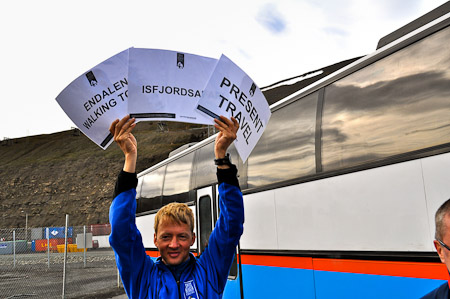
[{"xmin": 154, "ymin": 202, "xmax": 194, "ymax": 234}]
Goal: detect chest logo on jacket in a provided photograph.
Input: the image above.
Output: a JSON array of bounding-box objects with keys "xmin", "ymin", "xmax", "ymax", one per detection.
[{"xmin": 184, "ymin": 280, "xmax": 199, "ymax": 299}]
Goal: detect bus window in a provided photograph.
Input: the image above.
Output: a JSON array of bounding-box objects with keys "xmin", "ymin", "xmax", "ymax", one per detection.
[
  {"xmin": 162, "ymin": 152, "xmax": 195, "ymax": 205},
  {"xmin": 137, "ymin": 166, "xmax": 166, "ymax": 213},
  {"xmin": 247, "ymin": 91, "xmax": 318, "ymax": 188},
  {"xmin": 193, "ymin": 141, "xmax": 242, "ymax": 189},
  {"xmin": 321, "ymin": 26, "xmax": 450, "ymax": 171},
  {"xmin": 193, "ymin": 142, "xmax": 216, "ymax": 188}
]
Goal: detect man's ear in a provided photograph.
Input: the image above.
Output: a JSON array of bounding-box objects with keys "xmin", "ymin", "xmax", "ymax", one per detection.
[
  {"xmin": 434, "ymin": 240, "xmax": 446, "ymax": 264},
  {"xmin": 154, "ymin": 233, "xmax": 158, "ymax": 248},
  {"xmin": 191, "ymin": 232, "xmax": 196, "ymax": 246}
]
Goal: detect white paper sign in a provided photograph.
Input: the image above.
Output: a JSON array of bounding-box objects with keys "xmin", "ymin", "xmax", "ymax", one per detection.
[
  {"xmin": 55, "ymin": 49, "xmax": 130, "ymax": 149},
  {"xmin": 196, "ymin": 54, "xmax": 271, "ymax": 162},
  {"xmin": 128, "ymin": 48, "xmax": 217, "ymax": 124}
]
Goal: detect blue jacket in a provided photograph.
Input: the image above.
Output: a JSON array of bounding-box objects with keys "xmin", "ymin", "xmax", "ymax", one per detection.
[
  {"xmin": 421, "ymin": 281, "xmax": 449, "ymax": 299},
  {"xmin": 109, "ymin": 167, "xmax": 244, "ymax": 298}
]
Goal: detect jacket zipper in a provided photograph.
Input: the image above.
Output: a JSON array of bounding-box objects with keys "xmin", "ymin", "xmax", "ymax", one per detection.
[{"xmin": 177, "ymin": 280, "xmax": 181, "ymax": 299}]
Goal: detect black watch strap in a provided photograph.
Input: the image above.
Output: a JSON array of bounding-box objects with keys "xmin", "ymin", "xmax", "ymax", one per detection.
[{"xmin": 214, "ymin": 153, "xmax": 232, "ymax": 166}]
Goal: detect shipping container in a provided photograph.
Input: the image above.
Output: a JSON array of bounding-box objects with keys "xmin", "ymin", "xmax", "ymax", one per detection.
[
  {"xmin": 89, "ymin": 224, "xmax": 111, "ymax": 236},
  {"xmin": 31, "ymin": 228, "xmax": 44, "ymax": 240},
  {"xmin": 0, "ymin": 240, "xmax": 27, "ymax": 255},
  {"xmin": 35, "ymin": 238, "xmax": 72, "ymax": 252},
  {"xmin": 45, "ymin": 227, "xmax": 73, "ymax": 239}
]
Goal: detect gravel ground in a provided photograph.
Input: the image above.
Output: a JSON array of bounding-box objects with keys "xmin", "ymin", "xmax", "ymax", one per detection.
[{"xmin": 0, "ymin": 249, "xmax": 126, "ymax": 299}]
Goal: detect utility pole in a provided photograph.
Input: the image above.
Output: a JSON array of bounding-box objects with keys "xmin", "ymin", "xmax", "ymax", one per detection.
[{"xmin": 25, "ymin": 213, "xmax": 28, "ymax": 241}]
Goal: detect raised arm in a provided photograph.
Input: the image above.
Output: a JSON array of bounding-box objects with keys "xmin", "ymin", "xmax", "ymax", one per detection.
[
  {"xmin": 198, "ymin": 116, "xmax": 244, "ymax": 294},
  {"xmin": 109, "ymin": 115, "xmax": 152, "ymax": 299},
  {"xmin": 109, "ymin": 115, "xmax": 137, "ymax": 173}
]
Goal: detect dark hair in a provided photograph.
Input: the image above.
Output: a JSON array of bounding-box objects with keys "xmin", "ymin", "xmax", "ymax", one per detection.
[{"xmin": 435, "ymin": 198, "xmax": 450, "ymax": 240}]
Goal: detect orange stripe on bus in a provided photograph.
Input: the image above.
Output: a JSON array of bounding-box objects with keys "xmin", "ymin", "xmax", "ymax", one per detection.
[
  {"xmin": 313, "ymin": 258, "xmax": 448, "ymax": 280},
  {"xmin": 239, "ymin": 254, "xmax": 447, "ymax": 280},
  {"xmin": 240, "ymin": 255, "xmax": 314, "ymax": 269},
  {"xmin": 146, "ymin": 250, "xmax": 160, "ymax": 258}
]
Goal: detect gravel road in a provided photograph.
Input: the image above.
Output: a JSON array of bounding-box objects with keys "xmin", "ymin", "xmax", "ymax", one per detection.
[{"xmin": 0, "ymin": 249, "xmax": 126, "ymax": 299}]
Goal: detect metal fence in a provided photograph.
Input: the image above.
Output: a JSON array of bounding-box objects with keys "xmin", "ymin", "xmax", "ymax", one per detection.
[{"xmin": 0, "ymin": 219, "xmax": 125, "ymax": 299}]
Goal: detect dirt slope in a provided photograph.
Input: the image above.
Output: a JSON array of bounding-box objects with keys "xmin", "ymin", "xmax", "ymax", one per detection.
[{"xmin": 0, "ymin": 122, "xmax": 207, "ymax": 228}]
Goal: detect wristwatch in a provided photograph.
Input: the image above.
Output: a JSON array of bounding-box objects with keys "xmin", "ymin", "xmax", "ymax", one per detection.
[{"xmin": 214, "ymin": 153, "xmax": 232, "ymax": 166}]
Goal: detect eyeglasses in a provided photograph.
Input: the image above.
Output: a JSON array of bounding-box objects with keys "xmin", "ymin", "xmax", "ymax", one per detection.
[{"xmin": 437, "ymin": 238, "xmax": 450, "ymax": 251}]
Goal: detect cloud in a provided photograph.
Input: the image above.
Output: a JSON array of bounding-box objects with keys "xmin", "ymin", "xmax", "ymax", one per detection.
[
  {"xmin": 256, "ymin": 3, "xmax": 287, "ymax": 34},
  {"xmin": 378, "ymin": 0, "xmax": 420, "ymax": 18},
  {"xmin": 323, "ymin": 26, "xmax": 349, "ymax": 38}
]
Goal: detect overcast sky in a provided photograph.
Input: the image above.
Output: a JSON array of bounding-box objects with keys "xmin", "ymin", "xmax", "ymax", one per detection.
[{"xmin": 0, "ymin": 0, "xmax": 447, "ymax": 140}]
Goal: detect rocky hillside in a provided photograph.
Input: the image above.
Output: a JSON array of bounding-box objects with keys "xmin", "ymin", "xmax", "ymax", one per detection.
[{"xmin": 0, "ymin": 122, "xmax": 208, "ymax": 229}]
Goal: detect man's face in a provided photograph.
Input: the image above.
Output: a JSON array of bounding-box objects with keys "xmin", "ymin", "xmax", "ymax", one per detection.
[
  {"xmin": 154, "ymin": 219, "xmax": 195, "ymax": 266},
  {"xmin": 435, "ymin": 213, "xmax": 450, "ymax": 271}
]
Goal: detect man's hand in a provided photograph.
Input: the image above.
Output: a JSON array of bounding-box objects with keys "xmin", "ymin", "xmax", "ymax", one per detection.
[
  {"xmin": 109, "ymin": 115, "xmax": 137, "ymax": 173},
  {"xmin": 214, "ymin": 116, "xmax": 239, "ymax": 167}
]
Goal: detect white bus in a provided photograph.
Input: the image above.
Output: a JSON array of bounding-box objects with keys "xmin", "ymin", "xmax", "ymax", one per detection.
[{"xmin": 134, "ymin": 3, "xmax": 450, "ymax": 298}]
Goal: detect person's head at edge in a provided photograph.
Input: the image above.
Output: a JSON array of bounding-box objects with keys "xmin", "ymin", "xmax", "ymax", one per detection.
[
  {"xmin": 153, "ymin": 202, "xmax": 196, "ymax": 266},
  {"xmin": 434, "ymin": 198, "xmax": 450, "ymax": 271}
]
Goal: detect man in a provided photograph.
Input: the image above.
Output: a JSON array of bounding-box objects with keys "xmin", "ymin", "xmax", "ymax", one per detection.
[
  {"xmin": 422, "ymin": 199, "xmax": 450, "ymax": 299},
  {"xmin": 109, "ymin": 115, "xmax": 244, "ymax": 298}
]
